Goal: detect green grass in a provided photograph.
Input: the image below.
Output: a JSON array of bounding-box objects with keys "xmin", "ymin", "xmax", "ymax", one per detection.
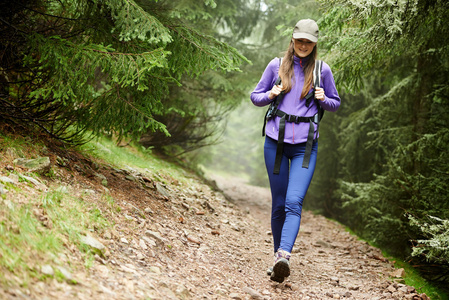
[
  {"xmin": 1, "ymin": 131, "xmax": 193, "ymax": 288},
  {"xmin": 0, "ymin": 186, "xmax": 112, "ymax": 285},
  {"xmin": 0, "ymin": 131, "xmax": 45, "ymax": 158},
  {"xmin": 0, "ymin": 199, "xmax": 61, "ymax": 285},
  {"xmin": 79, "ymin": 136, "xmax": 191, "ymax": 184}
]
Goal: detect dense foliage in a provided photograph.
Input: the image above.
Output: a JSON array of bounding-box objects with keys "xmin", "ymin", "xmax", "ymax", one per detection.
[
  {"xmin": 0, "ymin": 0, "xmax": 247, "ymax": 145},
  {"xmin": 305, "ymin": 0, "xmax": 449, "ymax": 284}
]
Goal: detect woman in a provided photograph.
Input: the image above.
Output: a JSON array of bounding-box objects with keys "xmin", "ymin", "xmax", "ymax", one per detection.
[{"xmin": 250, "ymin": 19, "xmax": 340, "ymax": 283}]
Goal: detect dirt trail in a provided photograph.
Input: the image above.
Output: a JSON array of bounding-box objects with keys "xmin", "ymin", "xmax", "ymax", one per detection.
[
  {"xmin": 209, "ymin": 174, "xmax": 427, "ymax": 300},
  {"xmin": 0, "ymin": 153, "xmax": 429, "ymax": 300}
]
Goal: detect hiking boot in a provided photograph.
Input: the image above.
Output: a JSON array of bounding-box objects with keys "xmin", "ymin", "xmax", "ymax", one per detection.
[{"xmin": 270, "ymin": 249, "xmax": 291, "ymax": 283}]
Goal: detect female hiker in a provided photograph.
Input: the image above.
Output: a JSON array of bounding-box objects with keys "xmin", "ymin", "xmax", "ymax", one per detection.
[{"xmin": 250, "ymin": 19, "xmax": 340, "ymax": 283}]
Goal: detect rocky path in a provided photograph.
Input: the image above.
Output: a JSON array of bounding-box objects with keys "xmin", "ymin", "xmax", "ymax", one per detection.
[
  {"xmin": 209, "ymin": 175, "xmax": 428, "ymax": 300},
  {"xmin": 1, "ymin": 156, "xmax": 430, "ymax": 299}
]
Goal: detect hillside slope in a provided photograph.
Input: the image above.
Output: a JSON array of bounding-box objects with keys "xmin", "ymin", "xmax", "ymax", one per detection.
[{"xmin": 0, "ymin": 135, "xmax": 432, "ymax": 299}]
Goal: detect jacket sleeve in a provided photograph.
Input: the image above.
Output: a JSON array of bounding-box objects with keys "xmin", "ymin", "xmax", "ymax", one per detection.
[
  {"xmin": 319, "ymin": 62, "xmax": 341, "ymax": 112},
  {"xmin": 250, "ymin": 58, "xmax": 279, "ymax": 107}
]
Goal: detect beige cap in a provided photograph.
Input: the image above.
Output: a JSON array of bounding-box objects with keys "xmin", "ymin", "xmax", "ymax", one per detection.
[{"xmin": 292, "ymin": 19, "xmax": 319, "ymax": 42}]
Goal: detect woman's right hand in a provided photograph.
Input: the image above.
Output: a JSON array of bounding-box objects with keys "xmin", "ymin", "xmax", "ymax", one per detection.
[{"xmin": 268, "ymin": 84, "xmax": 283, "ymax": 100}]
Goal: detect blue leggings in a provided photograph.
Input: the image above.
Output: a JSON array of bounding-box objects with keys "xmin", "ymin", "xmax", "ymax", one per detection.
[{"xmin": 264, "ymin": 136, "xmax": 318, "ymax": 254}]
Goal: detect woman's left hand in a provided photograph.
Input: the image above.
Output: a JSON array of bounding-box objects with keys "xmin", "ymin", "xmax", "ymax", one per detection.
[{"xmin": 315, "ymin": 87, "xmax": 325, "ymax": 101}]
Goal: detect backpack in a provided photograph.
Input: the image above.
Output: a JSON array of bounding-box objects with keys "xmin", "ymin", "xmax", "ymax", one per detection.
[{"xmin": 262, "ymin": 58, "xmax": 324, "ymax": 174}]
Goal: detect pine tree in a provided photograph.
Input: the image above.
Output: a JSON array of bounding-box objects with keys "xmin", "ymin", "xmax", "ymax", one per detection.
[
  {"xmin": 315, "ymin": 0, "xmax": 449, "ymax": 283},
  {"xmin": 0, "ymin": 0, "xmax": 248, "ymax": 144},
  {"xmin": 138, "ymin": 0, "xmax": 263, "ymax": 154}
]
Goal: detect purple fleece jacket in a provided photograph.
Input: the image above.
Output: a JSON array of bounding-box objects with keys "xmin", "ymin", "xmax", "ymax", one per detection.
[{"xmin": 251, "ymin": 56, "xmax": 340, "ymax": 144}]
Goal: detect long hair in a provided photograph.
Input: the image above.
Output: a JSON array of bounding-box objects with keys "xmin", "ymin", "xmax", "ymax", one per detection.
[{"xmin": 279, "ymin": 41, "xmax": 317, "ymax": 99}]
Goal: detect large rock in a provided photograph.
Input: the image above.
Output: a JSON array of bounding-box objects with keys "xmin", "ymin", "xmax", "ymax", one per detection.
[
  {"xmin": 0, "ymin": 176, "xmax": 16, "ymax": 185},
  {"xmin": 14, "ymin": 157, "xmax": 51, "ymax": 173}
]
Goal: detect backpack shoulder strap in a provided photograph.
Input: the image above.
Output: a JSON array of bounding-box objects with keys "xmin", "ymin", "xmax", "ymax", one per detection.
[
  {"xmin": 302, "ymin": 60, "xmax": 324, "ymax": 169},
  {"xmin": 313, "ymin": 60, "xmax": 323, "ymax": 88},
  {"xmin": 314, "ymin": 60, "xmax": 325, "ymax": 121},
  {"xmin": 275, "ymin": 57, "xmax": 282, "ymax": 85},
  {"xmin": 272, "ymin": 57, "xmax": 284, "ymax": 106},
  {"xmin": 262, "ymin": 57, "xmax": 283, "ymax": 136}
]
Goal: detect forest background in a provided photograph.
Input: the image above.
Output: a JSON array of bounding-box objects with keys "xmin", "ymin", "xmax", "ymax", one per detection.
[{"xmin": 1, "ymin": 0, "xmax": 448, "ymax": 293}]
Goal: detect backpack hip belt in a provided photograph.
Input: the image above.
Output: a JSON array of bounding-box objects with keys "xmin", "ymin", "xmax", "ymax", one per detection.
[{"xmin": 272, "ymin": 109, "xmax": 320, "ymax": 174}]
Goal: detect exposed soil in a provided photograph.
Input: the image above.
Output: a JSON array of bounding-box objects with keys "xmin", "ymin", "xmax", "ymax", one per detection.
[{"xmin": 0, "ymin": 144, "xmax": 431, "ymax": 300}]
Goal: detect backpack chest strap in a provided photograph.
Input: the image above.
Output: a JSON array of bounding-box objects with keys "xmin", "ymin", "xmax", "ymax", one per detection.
[{"xmin": 274, "ymin": 110, "xmax": 319, "ymax": 124}]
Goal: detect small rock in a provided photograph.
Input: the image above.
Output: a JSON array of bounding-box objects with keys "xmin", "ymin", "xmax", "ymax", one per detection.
[
  {"xmin": 41, "ymin": 265, "xmax": 54, "ymax": 276},
  {"xmin": 229, "ymin": 293, "xmax": 242, "ymax": 300},
  {"xmin": 94, "ymin": 254, "xmax": 107, "ymax": 265},
  {"xmin": 95, "ymin": 265, "xmax": 109, "ymax": 278},
  {"xmin": 391, "ymin": 268, "xmax": 405, "ymax": 278},
  {"xmin": 21, "ymin": 174, "xmax": 43, "ymax": 186},
  {"xmin": 139, "ymin": 239, "xmax": 147, "ymax": 250},
  {"xmin": 149, "ymin": 266, "xmax": 161, "ymax": 274},
  {"xmin": 120, "ymin": 265, "xmax": 136, "ymax": 274},
  {"xmin": 231, "ymin": 223, "xmax": 241, "ymax": 232},
  {"xmin": 56, "ymin": 266, "xmax": 73, "ymax": 281},
  {"xmin": 80, "ymin": 234, "xmax": 106, "ymax": 255},
  {"xmin": 156, "ymin": 182, "xmax": 171, "ymax": 199},
  {"xmin": 124, "ymin": 214, "xmax": 135, "ymax": 221},
  {"xmin": 120, "ymin": 237, "xmax": 129, "ymax": 244},
  {"xmin": 242, "ymin": 287, "xmax": 264, "ymax": 299},
  {"xmin": 420, "ymin": 293, "xmax": 430, "ymax": 300},
  {"xmin": 216, "ymin": 288, "xmax": 228, "ymax": 295},
  {"xmin": 145, "ymin": 230, "xmax": 165, "ymax": 245},
  {"xmin": 141, "ymin": 236, "xmax": 157, "ymax": 247},
  {"xmin": 141, "ymin": 176, "xmax": 152, "ymax": 183},
  {"xmin": 187, "ymin": 236, "xmax": 201, "ymax": 245},
  {"xmin": 394, "ymin": 278, "xmax": 406, "ymax": 284},
  {"xmin": 175, "ymin": 284, "xmax": 190, "ymax": 298},
  {"xmin": 330, "ymin": 276, "xmax": 339, "ymax": 286},
  {"xmin": 387, "ymin": 285, "xmax": 396, "ymax": 293},
  {"xmin": 0, "ymin": 183, "xmax": 7, "ymax": 195},
  {"xmin": 0, "ymin": 176, "xmax": 15, "ymax": 184},
  {"xmin": 201, "ymin": 200, "xmax": 215, "ymax": 212},
  {"xmin": 315, "ymin": 240, "xmax": 331, "ymax": 248},
  {"xmin": 125, "ymin": 175, "xmax": 137, "ymax": 182}
]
